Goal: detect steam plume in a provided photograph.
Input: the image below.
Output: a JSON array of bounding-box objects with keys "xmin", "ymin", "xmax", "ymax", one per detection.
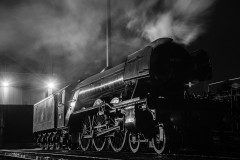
[{"xmin": 126, "ymin": 0, "xmax": 216, "ymax": 44}]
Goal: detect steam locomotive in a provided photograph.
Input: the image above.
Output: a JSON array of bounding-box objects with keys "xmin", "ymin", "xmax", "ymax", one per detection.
[{"xmin": 33, "ymin": 38, "xmax": 238, "ymax": 154}]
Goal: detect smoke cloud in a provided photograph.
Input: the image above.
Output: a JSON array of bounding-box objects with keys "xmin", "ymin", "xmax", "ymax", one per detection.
[
  {"xmin": 126, "ymin": 0, "xmax": 216, "ymax": 44},
  {"xmin": 0, "ymin": 0, "xmax": 107, "ymax": 82},
  {"xmin": 0, "ymin": 0, "xmax": 216, "ymax": 85}
]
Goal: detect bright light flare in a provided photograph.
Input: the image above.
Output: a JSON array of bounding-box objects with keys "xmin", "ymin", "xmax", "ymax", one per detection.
[
  {"xmin": 46, "ymin": 80, "xmax": 56, "ymax": 89},
  {"xmin": 1, "ymin": 80, "xmax": 10, "ymax": 87}
]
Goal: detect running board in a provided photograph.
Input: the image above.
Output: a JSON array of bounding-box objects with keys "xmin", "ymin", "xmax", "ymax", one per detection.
[
  {"xmin": 96, "ymin": 126, "xmax": 120, "ymax": 137},
  {"xmin": 83, "ymin": 126, "xmax": 120, "ymax": 139},
  {"xmin": 84, "ymin": 134, "xmax": 93, "ymax": 139}
]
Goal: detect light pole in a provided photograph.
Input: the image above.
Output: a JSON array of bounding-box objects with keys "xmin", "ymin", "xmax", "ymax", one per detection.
[{"xmin": 106, "ymin": 0, "xmax": 111, "ymax": 68}]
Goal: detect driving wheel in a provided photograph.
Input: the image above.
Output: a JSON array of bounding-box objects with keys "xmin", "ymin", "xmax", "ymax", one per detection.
[{"xmin": 79, "ymin": 116, "xmax": 92, "ymax": 151}]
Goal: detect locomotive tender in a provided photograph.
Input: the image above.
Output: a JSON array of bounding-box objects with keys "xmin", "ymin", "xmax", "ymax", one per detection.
[{"xmin": 33, "ymin": 38, "xmax": 216, "ymax": 153}]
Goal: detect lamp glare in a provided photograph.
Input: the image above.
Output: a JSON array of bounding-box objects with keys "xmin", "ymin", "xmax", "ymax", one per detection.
[{"xmin": 2, "ymin": 80, "xmax": 10, "ymax": 87}]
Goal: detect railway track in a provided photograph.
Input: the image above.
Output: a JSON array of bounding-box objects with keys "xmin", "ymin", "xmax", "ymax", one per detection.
[{"xmin": 0, "ymin": 149, "xmax": 240, "ymax": 160}]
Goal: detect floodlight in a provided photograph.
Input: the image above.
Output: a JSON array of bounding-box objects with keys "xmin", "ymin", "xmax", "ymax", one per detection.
[
  {"xmin": 1, "ymin": 80, "xmax": 10, "ymax": 87},
  {"xmin": 46, "ymin": 80, "xmax": 56, "ymax": 89}
]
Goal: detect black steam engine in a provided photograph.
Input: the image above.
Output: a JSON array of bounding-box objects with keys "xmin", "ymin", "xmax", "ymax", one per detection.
[{"xmin": 33, "ymin": 38, "xmax": 237, "ymax": 153}]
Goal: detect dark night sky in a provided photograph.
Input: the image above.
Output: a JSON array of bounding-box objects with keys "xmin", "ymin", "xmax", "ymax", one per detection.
[
  {"xmin": 0, "ymin": 0, "xmax": 239, "ymax": 84},
  {"xmin": 191, "ymin": 0, "xmax": 240, "ymax": 81}
]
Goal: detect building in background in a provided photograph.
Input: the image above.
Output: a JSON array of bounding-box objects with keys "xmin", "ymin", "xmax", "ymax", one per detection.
[
  {"xmin": 0, "ymin": 72, "xmax": 60, "ymax": 105},
  {"xmin": 0, "ymin": 71, "xmax": 60, "ymax": 147},
  {"xmin": 0, "ymin": 32, "xmax": 62, "ymax": 148},
  {"xmin": 0, "ymin": 105, "xmax": 33, "ymax": 148}
]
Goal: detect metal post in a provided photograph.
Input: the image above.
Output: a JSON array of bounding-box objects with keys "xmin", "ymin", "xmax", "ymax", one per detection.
[{"xmin": 106, "ymin": 0, "xmax": 111, "ymax": 68}]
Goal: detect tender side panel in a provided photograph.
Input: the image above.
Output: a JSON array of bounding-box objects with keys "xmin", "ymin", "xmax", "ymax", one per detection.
[{"xmin": 33, "ymin": 96, "xmax": 55, "ymax": 133}]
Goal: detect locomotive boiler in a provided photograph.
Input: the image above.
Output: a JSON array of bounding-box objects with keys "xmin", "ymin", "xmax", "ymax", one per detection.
[{"xmin": 33, "ymin": 38, "xmax": 216, "ymax": 154}]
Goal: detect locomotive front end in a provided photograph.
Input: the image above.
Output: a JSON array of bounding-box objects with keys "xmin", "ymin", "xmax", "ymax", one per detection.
[
  {"xmin": 149, "ymin": 39, "xmax": 211, "ymax": 98},
  {"xmin": 149, "ymin": 39, "xmax": 193, "ymax": 97}
]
